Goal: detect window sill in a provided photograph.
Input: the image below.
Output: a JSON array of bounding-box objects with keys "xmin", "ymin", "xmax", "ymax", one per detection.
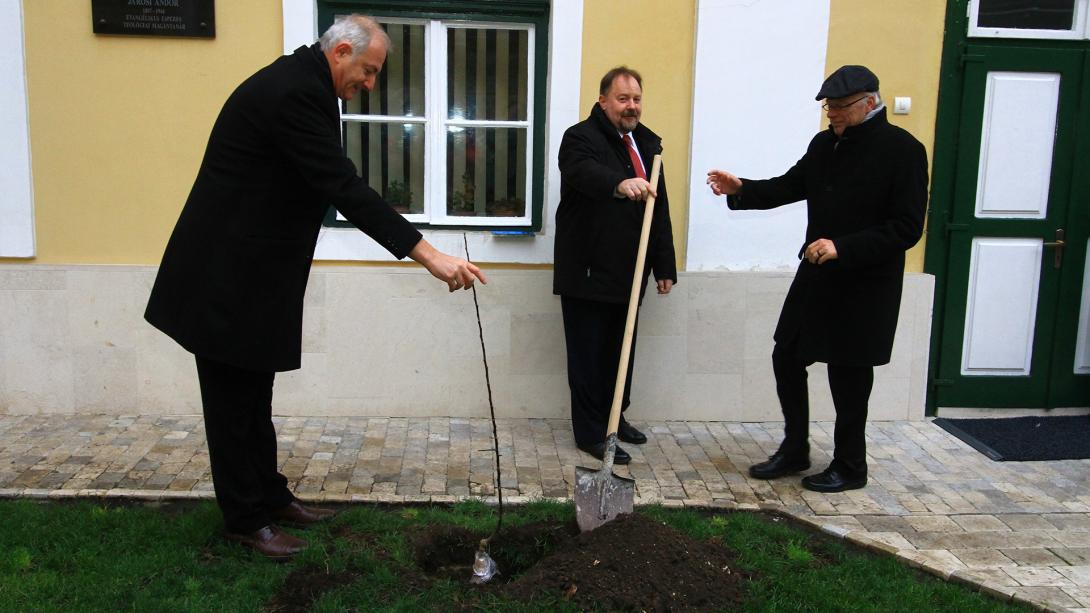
[{"xmin": 313, "ymin": 225, "xmax": 551, "ymax": 264}]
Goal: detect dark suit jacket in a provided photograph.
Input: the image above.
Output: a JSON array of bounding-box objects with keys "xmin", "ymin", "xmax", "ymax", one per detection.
[
  {"xmin": 145, "ymin": 43, "xmax": 422, "ymax": 372},
  {"xmin": 553, "ymin": 104, "xmax": 677, "ymax": 304},
  {"xmin": 728, "ymin": 108, "xmax": 928, "ymax": 366}
]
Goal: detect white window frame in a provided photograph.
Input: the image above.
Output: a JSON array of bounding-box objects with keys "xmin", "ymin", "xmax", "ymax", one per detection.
[
  {"xmin": 283, "ymin": 0, "xmax": 583, "ymax": 264},
  {"xmin": 431, "ymin": 20, "xmax": 534, "ymax": 227},
  {"xmin": 336, "ymin": 18, "xmax": 535, "ymax": 228},
  {"xmin": 968, "ymin": 0, "xmax": 1090, "ymax": 39}
]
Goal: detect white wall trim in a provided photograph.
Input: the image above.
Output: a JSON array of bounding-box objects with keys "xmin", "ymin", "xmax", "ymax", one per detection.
[
  {"xmin": 283, "ymin": 0, "xmax": 583, "ymax": 264},
  {"xmin": 282, "ymin": 0, "xmax": 318, "ymax": 54},
  {"xmin": 685, "ymin": 0, "xmax": 830, "ymax": 271},
  {"xmin": 0, "ymin": 0, "xmax": 36, "ymax": 258}
]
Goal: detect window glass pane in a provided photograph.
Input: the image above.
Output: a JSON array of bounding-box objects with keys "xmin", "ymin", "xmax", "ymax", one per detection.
[
  {"xmin": 446, "ymin": 127, "xmax": 527, "ymax": 217},
  {"xmin": 976, "ymin": 0, "xmax": 1076, "ymax": 30},
  {"xmin": 447, "ymin": 28, "xmax": 528, "ymax": 121},
  {"xmin": 346, "ymin": 121, "xmax": 425, "ymax": 215},
  {"xmin": 344, "ymin": 22, "xmax": 425, "ymax": 116}
]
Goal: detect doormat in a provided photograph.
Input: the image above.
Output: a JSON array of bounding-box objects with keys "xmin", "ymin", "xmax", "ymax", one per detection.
[{"xmin": 933, "ymin": 415, "xmax": 1090, "ymax": 461}]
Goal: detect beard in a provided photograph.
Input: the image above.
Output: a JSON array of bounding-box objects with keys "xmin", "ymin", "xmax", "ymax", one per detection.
[{"xmin": 619, "ymin": 113, "xmax": 639, "ymax": 131}]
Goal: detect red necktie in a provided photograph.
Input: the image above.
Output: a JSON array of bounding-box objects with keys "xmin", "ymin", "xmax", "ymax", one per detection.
[{"xmin": 623, "ymin": 134, "xmax": 646, "ymax": 180}]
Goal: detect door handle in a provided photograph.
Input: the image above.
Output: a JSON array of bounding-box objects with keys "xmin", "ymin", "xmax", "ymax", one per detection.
[{"xmin": 1044, "ymin": 229, "xmax": 1065, "ymax": 269}]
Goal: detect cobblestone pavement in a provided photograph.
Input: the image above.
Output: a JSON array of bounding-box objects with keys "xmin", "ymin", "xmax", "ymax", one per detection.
[{"xmin": 1, "ymin": 414, "xmax": 1089, "ymax": 611}]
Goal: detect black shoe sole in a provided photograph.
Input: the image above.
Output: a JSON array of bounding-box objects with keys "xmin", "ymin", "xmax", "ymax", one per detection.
[
  {"xmin": 748, "ymin": 463, "xmax": 811, "ymax": 480},
  {"xmin": 800, "ymin": 477, "xmax": 867, "ymax": 493}
]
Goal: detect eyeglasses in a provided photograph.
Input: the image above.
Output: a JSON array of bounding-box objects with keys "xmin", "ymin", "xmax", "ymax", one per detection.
[{"xmin": 822, "ymin": 96, "xmax": 870, "ymax": 111}]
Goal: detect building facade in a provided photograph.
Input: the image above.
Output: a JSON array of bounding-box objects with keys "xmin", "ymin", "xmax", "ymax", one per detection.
[{"xmin": 0, "ymin": 1, "xmax": 1083, "ymax": 419}]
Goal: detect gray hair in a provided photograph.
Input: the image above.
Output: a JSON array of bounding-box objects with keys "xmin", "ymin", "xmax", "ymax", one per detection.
[
  {"xmin": 319, "ymin": 14, "xmax": 391, "ymax": 56},
  {"xmin": 862, "ymin": 91, "xmax": 885, "ymax": 121}
]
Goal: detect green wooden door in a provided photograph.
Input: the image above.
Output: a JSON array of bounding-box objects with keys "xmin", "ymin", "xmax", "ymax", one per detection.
[
  {"xmin": 1049, "ymin": 53, "xmax": 1090, "ymax": 406},
  {"xmin": 932, "ymin": 45, "xmax": 1090, "ymax": 408}
]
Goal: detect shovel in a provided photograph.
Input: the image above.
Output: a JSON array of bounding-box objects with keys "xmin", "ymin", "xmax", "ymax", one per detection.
[{"xmin": 575, "ymin": 153, "xmax": 662, "ymax": 532}]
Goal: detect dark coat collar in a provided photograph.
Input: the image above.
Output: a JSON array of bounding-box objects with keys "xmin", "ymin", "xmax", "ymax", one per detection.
[
  {"xmin": 294, "ymin": 42, "xmax": 336, "ymax": 98},
  {"xmin": 833, "ymin": 106, "xmax": 889, "ymax": 142}
]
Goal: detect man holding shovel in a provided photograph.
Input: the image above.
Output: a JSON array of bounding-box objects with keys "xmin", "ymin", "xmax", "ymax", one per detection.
[{"xmin": 554, "ymin": 66, "xmax": 677, "ymax": 465}]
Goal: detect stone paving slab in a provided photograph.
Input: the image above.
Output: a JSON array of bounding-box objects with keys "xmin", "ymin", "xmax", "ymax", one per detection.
[{"xmin": 1, "ymin": 414, "xmax": 1089, "ymax": 611}]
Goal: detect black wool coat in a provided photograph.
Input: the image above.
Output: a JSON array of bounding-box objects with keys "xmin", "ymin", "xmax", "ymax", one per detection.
[
  {"xmin": 553, "ymin": 104, "xmax": 678, "ymax": 304},
  {"xmin": 728, "ymin": 108, "xmax": 928, "ymax": 366},
  {"xmin": 145, "ymin": 44, "xmax": 423, "ymax": 372}
]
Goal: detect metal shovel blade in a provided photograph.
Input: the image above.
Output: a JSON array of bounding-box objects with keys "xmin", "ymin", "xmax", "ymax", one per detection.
[{"xmin": 574, "ymin": 435, "xmax": 635, "ymax": 532}]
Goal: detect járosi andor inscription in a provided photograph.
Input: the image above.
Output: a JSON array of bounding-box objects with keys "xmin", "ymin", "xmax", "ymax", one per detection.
[{"xmin": 92, "ymin": 0, "xmax": 215, "ymax": 38}]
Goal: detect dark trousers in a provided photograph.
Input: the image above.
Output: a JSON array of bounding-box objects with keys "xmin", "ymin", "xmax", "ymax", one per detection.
[
  {"xmin": 772, "ymin": 339, "xmax": 873, "ymax": 474},
  {"xmin": 561, "ymin": 296, "xmax": 637, "ymax": 446},
  {"xmin": 195, "ymin": 355, "xmax": 294, "ymax": 533}
]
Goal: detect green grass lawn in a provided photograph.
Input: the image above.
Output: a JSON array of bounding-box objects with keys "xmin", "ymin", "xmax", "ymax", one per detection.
[{"xmin": 0, "ymin": 498, "xmax": 1029, "ymax": 612}]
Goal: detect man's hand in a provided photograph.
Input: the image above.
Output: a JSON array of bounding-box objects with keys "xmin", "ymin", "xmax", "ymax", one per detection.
[
  {"xmin": 657, "ymin": 279, "xmax": 673, "ymax": 295},
  {"xmin": 706, "ymin": 169, "xmax": 742, "ymax": 196},
  {"xmin": 615, "ymin": 177, "xmax": 656, "ymax": 201},
  {"xmin": 804, "ymin": 238, "xmax": 838, "ymax": 265},
  {"xmin": 409, "ymin": 239, "xmax": 488, "ymax": 292}
]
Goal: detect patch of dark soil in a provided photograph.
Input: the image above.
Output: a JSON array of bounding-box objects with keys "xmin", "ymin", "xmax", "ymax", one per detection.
[
  {"xmin": 272, "ymin": 513, "xmax": 752, "ymax": 611},
  {"xmin": 502, "ymin": 513, "xmax": 749, "ymax": 612},
  {"xmin": 411, "ymin": 520, "xmax": 579, "ymax": 582},
  {"xmin": 264, "ymin": 566, "xmax": 356, "ymax": 613}
]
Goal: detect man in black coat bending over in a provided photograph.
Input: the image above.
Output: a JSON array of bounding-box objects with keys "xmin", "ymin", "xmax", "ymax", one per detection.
[
  {"xmin": 145, "ymin": 15, "xmax": 485, "ymax": 560},
  {"xmin": 707, "ymin": 65, "xmax": 927, "ymax": 492},
  {"xmin": 554, "ymin": 66, "xmax": 678, "ymax": 465}
]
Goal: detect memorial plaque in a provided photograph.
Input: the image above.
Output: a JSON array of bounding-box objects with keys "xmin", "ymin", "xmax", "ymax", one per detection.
[{"xmin": 92, "ymin": 0, "xmax": 215, "ymax": 38}]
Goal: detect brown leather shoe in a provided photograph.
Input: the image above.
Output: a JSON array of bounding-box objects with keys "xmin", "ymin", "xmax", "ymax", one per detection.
[
  {"xmin": 224, "ymin": 525, "xmax": 307, "ymax": 561},
  {"xmin": 270, "ymin": 500, "xmax": 337, "ymax": 527}
]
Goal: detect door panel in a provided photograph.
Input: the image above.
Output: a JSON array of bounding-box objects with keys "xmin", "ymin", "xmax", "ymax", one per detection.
[
  {"xmin": 961, "ymin": 238, "xmax": 1042, "ymax": 376},
  {"xmin": 974, "ymin": 71, "xmax": 1058, "ymax": 219}
]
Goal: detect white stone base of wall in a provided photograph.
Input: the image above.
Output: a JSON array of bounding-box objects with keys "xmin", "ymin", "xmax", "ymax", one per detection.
[{"xmin": 0, "ymin": 265, "xmax": 934, "ymax": 421}]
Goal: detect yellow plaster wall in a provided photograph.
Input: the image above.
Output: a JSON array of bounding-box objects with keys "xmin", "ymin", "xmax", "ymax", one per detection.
[
  {"xmin": 580, "ymin": 0, "xmax": 697, "ymax": 268},
  {"xmin": 23, "ymin": 1, "xmax": 281, "ymax": 264},
  {"xmin": 23, "ymin": 1, "xmax": 940, "ymax": 272},
  {"xmin": 825, "ymin": 0, "xmax": 947, "ymax": 272}
]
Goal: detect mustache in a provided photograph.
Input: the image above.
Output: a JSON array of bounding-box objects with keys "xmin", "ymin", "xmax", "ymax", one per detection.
[{"xmin": 621, "ymin": 111, "xmax": 639, "ymax": 118}]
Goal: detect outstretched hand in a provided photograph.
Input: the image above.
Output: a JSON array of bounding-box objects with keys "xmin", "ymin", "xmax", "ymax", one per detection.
[
  {"xmin": 409, "ymin": 239, "xmax": 488, "ymax": 292},
  {"xmin": 706, "ymin": 169, "xmax": 742, "ymax": 196}
]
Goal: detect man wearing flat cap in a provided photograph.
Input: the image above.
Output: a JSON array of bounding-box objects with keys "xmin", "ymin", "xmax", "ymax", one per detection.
[{"xmin": 706, "ymin": 65, "xmax": 928, "ymax": 492}]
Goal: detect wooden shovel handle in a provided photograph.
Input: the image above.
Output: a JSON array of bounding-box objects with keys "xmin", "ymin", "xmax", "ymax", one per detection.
[{"xmin": 606, "ymin": 154, "xmax": 662, "ymax": 438}]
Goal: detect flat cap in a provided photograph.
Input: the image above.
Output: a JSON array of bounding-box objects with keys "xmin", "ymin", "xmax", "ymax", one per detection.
[{"xmin": 815, "ymin": 65, "xmax": 879, "ymax": 100}]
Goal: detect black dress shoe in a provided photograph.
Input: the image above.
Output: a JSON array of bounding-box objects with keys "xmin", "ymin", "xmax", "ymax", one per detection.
[
  {"xmin": 224, "ymin": 525, "xmax": 307, "ymax": 562},
  {"xmin": 748, "ymin": 450, "xmax": 810, "ymax": 480},
  {"xmin": 271, "ymin": 501, "xmax": 337, "ymax": 527},
  {"xmin": 577, "ymin": 442, "xmax": 631, "ymax": 465},
  {"xmin": 617, "ymin": 419, "xmax": 647, "ymax": 445},
  {"xmin": 801, "ymin": 466, "xmax": 867, "ymax": 493}
]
